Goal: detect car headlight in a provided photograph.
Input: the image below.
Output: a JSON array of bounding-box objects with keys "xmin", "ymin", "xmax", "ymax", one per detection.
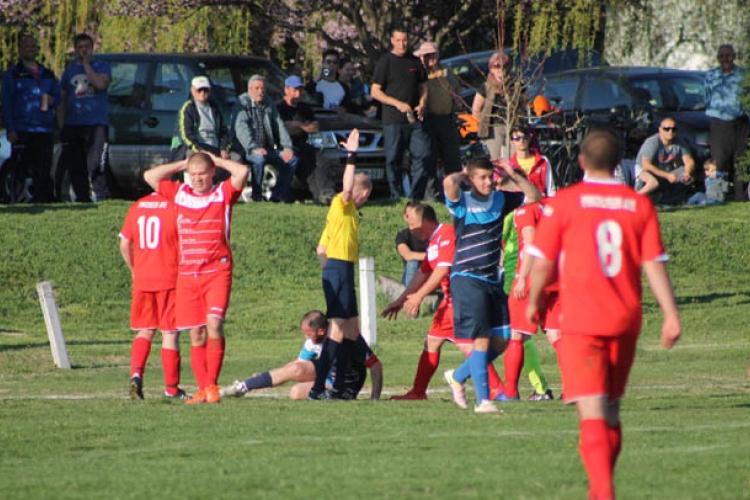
[{"xmin": 308, "ymin": 131, "xmax": 339, "ymax": 149}]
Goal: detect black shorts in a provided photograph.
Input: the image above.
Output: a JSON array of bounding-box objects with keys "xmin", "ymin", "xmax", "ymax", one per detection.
[
  {"xmin": 451, "ymin": 274, "xmax": 510, "ymax": 340},
  {"xmin": 322, "ymin": 259, "xmax": 358, "ymax": 319}
]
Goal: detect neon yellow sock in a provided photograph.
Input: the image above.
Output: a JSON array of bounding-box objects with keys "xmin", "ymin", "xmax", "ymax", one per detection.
[{"xmin": 523, "ymin": 338, "xmax": 548, "ymax": 394}]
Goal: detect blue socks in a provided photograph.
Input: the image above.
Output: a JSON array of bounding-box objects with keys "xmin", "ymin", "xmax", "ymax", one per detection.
[{"xmin": 243, "ymin": 371, "xmax": 273, "ymax": 391}]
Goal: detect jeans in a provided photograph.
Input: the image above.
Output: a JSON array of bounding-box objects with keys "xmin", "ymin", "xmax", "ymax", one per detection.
[
  {"xmin": 383, "ymin": 121, "xmax": 432, "ymax": 200},
  {"xmin": 246, "ymin": 150, "xmax": 298, "ymax": 202},
  {"xmin": 401, "ymin": 259, "xmax": 422, "ymax": 287},
  {"xmin": 9, "ymin": 131, "xmax": 54, "ymax": 202},
  {"xmin": 60, "ymin": 124, "xmax": 110, "ymax": 202}
]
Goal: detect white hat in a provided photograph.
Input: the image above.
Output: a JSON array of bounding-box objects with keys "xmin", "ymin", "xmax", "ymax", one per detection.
[
  {"xmin": 414, "ymin": 41, "xmax": 439, "ymax": 57},
  {"xmin": 191, "ymin": 76, "xmax": 211, "ymax": 90}
]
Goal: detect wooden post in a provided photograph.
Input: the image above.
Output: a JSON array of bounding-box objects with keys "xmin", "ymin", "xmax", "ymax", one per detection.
[
  {"xmin": 37, "ymin": 281, "xmax": 71, "ymax": 369},
  {"xmin": 358, "ymin": 257, "xmax": 377, "ymax": 346}
]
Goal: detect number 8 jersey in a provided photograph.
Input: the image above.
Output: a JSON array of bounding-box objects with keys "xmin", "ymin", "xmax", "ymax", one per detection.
[
  {"xmin": 119, "ymin": 193, "xmax": 178, "ymax": 292},
  {"xmin": 528, "ymin": 178, "xmax": 667, "ymax": 336}
]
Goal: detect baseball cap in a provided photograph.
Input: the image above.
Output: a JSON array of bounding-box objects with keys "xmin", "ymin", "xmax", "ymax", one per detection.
[
  {"xmin": 284, "ymin": 75, "xmax": 304, "ymax": 88},
  {"xmin": 414, "ymin": 41, "xmax": 439, "ymax": 57},
  {"xmin": 191, "ymin": 76, "xmax": 211, "ymax": 90}
]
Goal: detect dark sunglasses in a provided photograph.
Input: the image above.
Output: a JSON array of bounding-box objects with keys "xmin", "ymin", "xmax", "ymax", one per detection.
[
  {"xmin": 491, "ymin": 63, "xmax": 510, "ymax": 69},
  {"xmin": 324, "ymin": 58, "xmax": 338, "ymax": 64},
  {"xmin": 660, "ymin": 126, "xmax": 677, "ymax": 132},
  {"xmin": 511, "ymin": 135, "xmax": 528, "ymax": 141},
  {"xmin": 196, "ymin": 88, "xmax": 210, "ymax": 93}
]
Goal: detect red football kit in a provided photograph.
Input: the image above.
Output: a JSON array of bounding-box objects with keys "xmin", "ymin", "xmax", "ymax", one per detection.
[
  {"xmin": 158, "ymin": 179, "xmax": 241, "ymax": 328},
  {"xmin": 528, "ymin": 178, "xmax": 667, "ymax": 401},
  {"xmin": 508, "ymin": 202, "xmax": 561, "ymax": 334},
  {"xmin": 421, "ymin": 224, "xmax": 469, "ymax": 345},
  {"xmin": 120, "ymin": 193, "xmax": 178, "ymax": 331}
]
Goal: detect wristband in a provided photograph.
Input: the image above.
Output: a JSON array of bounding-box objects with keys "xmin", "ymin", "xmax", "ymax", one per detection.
[{"xmin": 347, "ymin": 152, "xmax": 358, "ymax": 160}]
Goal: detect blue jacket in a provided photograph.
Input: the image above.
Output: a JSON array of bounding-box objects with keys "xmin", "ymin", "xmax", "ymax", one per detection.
[
  {"xmin": 230, "ymin": 93, "xmax": 293, "ymax": 157},
  {"xmin": 1, "ymin": 61, "xmax": 60, "ymax": 134}
]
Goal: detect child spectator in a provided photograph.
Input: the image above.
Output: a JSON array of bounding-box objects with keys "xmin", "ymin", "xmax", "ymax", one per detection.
[{"xmin": 686, "ymin": 158, "xmax": 729, "ymax": 206}]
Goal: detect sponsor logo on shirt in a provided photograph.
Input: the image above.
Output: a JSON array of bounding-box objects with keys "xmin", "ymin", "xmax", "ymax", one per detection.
[{"xmin": 580, "ymin": 195, "xmax": 636, "ymax": 212}]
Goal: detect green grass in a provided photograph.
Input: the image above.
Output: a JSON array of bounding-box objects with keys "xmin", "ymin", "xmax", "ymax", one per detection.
[{"xmin": 1, "ymin": 199, "xmax": 749, "ymax": 500}]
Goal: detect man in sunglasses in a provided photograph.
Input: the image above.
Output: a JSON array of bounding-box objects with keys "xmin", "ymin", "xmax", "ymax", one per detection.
[{"xmin": 634, "ymin": 116, "xmax": 695, "ymax": 205}]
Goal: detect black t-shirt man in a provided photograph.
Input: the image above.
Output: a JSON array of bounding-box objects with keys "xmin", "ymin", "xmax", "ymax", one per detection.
[
  {"xmin": 372, "ymin": 52, "xmax": 427, "ymax": 124},
  {"xmin": 276, "ymin": 99, "xmax": 316, "ymax": 149}
]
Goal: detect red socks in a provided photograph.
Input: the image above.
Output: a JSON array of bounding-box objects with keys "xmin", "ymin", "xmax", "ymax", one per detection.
[
  {"xmin": 130, "ymin": 337, "xmax": 152, "ymax": 379},
  {"xmin": 503, "ymin": 339, "xmax": 524, "ymax": 398},
  {"xmin": 579, "ymin": 419, "xmax": 615, "ymax": 500},
  {"xmin": 191, "ymin": 344, "xmax": 208, "ymax": 390},
  {"xmin": 412, "ymin": 350, "xmax": 440, "ymax": 396},
  {"xmin": 206, "ymin": 338, "xmax": 226, "ymax": 387},
  {"xmin": 487, "ymin": 363, "xmax": 505, "ymax": 398},
  {"xmin": 608, "ymin": 423, "xmax": 622, "ymax": 468},
  {"xmin": 161, "ymin": 347, "xmax": 181, "ymax": 395}
]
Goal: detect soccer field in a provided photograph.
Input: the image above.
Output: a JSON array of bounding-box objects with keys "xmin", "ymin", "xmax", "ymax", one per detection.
[{"xmin": 1, "ymin": 200, "xmax": 749, "ymax": 499}]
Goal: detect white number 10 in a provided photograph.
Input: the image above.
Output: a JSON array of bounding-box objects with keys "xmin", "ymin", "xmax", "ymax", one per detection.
[
  {"xmin": 596, "ymin": 220, "xmax": 622, "ymax": 277},
  {"xmin": 137, "ymin": 216, "xmax": 161, "ymax": 250}
]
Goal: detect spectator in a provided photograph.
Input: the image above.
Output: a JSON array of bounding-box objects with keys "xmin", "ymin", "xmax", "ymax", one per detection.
[
  {"xmin": 705, "ymin": 44, "xmax": 748, "ymax": 201},
  {"xmin": 472, "ymin": 51, "xmax": 520, "ymax": 160},
  {"xmin": 634, "ymin": 116, "xmax": 695, "ymax": 205},
  {"xmin": 220, "ymin": 310, "xmax": 382, "ymax": 400},
  {"xmin": 527, "ymin": 128, "xmax": 681, "ymax": 500},
  {"xmin": 276, "ymin": 75, "xmax": 334, "ymax": 204},
  {"xmin": 170, "ymin": 76, "xmax": 230, "ymax": 161},
  {"xmin": 395, "ymin": 201, "xmax": 428, "ymax": 286},
  {"xmin": 119, "ymin": 193, "xmax": 187, "ymax": 400},
  {"xmin": 414, "ymin": 41, "xmax": 462, "ymax": 181},
  {"xmin": 231, "ymin": 74, "xmax": 298, "ymax": 202},
  {"xmin": 371, "ymin": 27, "xmax": 433, "ymax": 201},
  {"xmin": 58, "ymin": 33, "xmax": 111, "ymax": 202},
  {"xmin": 143, "ymin": 152, "xmax": 250, "ymax": 405},
  {"xmin": 508, "ymin": 125, "xmax": 555, "ymax": 197},
  {"xmin": 1, "ymin": 33, "xmax": 60, "ymax": 203},
  {"xmin": 308, "ymin": 130, "xmax": 372, "ymax": 400},
  {"xmin": 338, "ymin": 58, "xmax": 370, "ymax": 115},
  {"xmin": 312, "ymin": 49, "xmax": 351, "ymax": 111},
  {"xmin": 686, "ymin": 158, "xmax": 729, "ymax": 206}
]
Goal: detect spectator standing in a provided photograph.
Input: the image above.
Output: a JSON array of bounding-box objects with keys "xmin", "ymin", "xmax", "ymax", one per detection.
[
  {"xmin": 1, "ymin": 34, "xmax": 60, "ymax": 203},
  {"xmin": 395, "ymin": 201, "xmax": 428, "ymax": 286},
  {"xmin": 472, "ymin": 51, "xmax": 519, "ymax": 160},
  {"xmin": 338, "ymin": 58, "xmax": 369, "ymax": 115},
  {"xmin": 527, "ymin": 129, "xmax": 681, "ymax": 500},
  {"xmin": 508, "ymin": 125, "xmax": 555, "ymax": 197},
  {"xmin": 634, "ymin": 116, "xmax": 695, "ymax": 205},
  {"xmin": 313, "ymin": 49, "xmax": 351, "ymax": 111},
  {"xmin": 308, "ymin": 130, "xmax": 372, "ymax": 400},
  {"xmin": 170, "ymin": 76, "xmax": 230, "ymax": 161},
  {"xmin": 371, "ymin": 28, "xmax": 433, "ymax": 200},
  {"xmin": 143, "ymin": 152, "xmax": 250, "ymax": 404},
  {"xmin": 442, "ymin": 157, "xmax": 541, "ymax": 413},
  {"xmin": 231, "ymin": 74, "xmax": 298, "ymax": 202},
  {"xmin": 58, "ymin": 33, "xmax": 111, "ymax": 202},
  {"xmin": 705, "ymin": 44, "xmax": 748, "ymax": 201},
  {"xmin": 414, "ymin": 41, "xmax": 463, "ymax": 180},
  {"xmin": 119, "ymin": 193, "xmax": 187, "ymax": 400},
  {"xmin": 221, "ymin": 310, "xmax": 382, "ymax": 400}
]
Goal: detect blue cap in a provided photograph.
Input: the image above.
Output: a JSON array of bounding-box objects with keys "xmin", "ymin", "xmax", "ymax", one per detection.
[{"xmin": 284, "ymin": 75, "xmax": 304, "ymax": 88}]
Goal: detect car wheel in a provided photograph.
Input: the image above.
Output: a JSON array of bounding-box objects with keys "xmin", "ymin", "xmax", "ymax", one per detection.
[{"xmin": 240, "ymin": 164, "xmax": 278, "ymax": 202}]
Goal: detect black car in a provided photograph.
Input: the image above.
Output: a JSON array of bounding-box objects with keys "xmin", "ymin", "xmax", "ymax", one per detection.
[
  {"xmin": 49, "ymin": 53, "xmax": 385, "ymax": 201},
  {"xmin": 531, "ymin": 66, "xmax": 710, "ymax": 161}
]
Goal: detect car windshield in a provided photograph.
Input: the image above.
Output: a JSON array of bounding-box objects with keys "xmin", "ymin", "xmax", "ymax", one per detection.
[{"xmin": 628, "ymin": 74, "xmax": 706, "ymax": 112}]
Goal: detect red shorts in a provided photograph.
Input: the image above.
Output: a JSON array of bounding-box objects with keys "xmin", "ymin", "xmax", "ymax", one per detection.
[
  {"xmin": 130, "ymin": 288, "xmax": 176, "ymax": 332},
  {"xmin": 559, "ymin": 333, "xmax": 638, "ymax": 403},
  {"xmin": 427, "ymin": 299, "xmax": 472, "ymax": 346},
  {"xmin": 508, "ymin": 284, "xmax": 561, "ymax": 334},
  {"xmin": 176, "ymin": 268, "xmax": 232, "ymax": 329}
]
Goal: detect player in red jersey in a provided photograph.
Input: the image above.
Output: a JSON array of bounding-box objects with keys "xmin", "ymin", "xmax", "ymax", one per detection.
[
  {"xmin": 503, "ymin": 201, "xmax": 562, "ymax": 401},
  {"xmin": 526, "ymin": 129, "xmax": 681, "ymax": 500},
  {"xmin": 383, "ymin": 203, "xmax": 506, "ymax": 402},
  {"xmin": 120, "ymin": 192, "xmax": 184, "ymax": 399},
  {"xmin": 144, "ymin": 152, "xmax": 249, "ymax": 404}
]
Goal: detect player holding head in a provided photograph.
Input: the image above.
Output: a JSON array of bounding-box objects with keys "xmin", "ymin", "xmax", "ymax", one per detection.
[
  {"xmin": 221, "ymin": 310, "xmax": 382, "ymax": 400},
  {"xmin": 526, "ymin": 128, "xmax": 682, "ymax": 499},
  {"xmin": 144, "ymin": 151, "xmax": 249, "ymax": 404},
  {"xmin": 442, "ymin": 156, "xmax": 541, "ymax": 413}
]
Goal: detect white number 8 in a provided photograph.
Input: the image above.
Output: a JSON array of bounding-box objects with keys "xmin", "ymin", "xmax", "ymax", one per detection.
[
  {"xmin": 596, "ymin": 220, "xmax": 622, "ymax": 277},
  {"xmin": 137, "ymin": 216, "xmax": 161, "ymax": 250}
]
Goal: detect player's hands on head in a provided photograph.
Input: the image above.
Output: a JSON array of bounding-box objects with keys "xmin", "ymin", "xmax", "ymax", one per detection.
[{"xmin": 340, "ymin": 128, "xmax": 360, "ymax": 153}]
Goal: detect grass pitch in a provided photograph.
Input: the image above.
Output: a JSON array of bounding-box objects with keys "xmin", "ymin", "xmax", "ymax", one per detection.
[{"xmin": 0, "ymin": 199, "xmax": 749, "ymax": 499}]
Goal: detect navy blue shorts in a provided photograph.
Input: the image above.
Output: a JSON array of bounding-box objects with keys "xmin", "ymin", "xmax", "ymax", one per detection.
[
  {"xmin": 323, "ymin": 259, "xmax": 358, "ymax": 319},
  {"xmin": 451, "ymin": 274, "xmax": 510, "ymax": 340}
]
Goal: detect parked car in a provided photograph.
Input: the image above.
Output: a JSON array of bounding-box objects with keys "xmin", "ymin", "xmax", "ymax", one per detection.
[
  {"xmin": 440, "ymin": 47, "xmax": 608, "ymax": 109},
  {"xmin": 49, "ymin": 53, "xmax": 385, "ymax": 202},
  {"xmin": 530, "ymin": 66, "xmax": 710, "ymax": 161}
]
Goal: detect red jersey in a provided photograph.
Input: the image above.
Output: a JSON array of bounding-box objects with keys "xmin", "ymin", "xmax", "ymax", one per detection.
[
  {"xmin": 157, "ymin": 179, "xmax": 241, "ymax": 275},
  {"xmin": 529, "ymin": 179, "xmax": 667, "ymax": 337},
  {"xmin": 514, "ymin": 202, "xmax": 558, "ymax": 292},
  {"xmin": 119, "ymin": 193, "xmax": 178, "ymax": 291},
  {"xmin": 420, "ymin": 223, "xmax": 455, "ymax": 299}
]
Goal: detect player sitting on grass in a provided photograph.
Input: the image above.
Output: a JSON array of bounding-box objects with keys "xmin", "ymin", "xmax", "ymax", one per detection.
[{"xmin": 221, "ymin": 310, "xmax": 382, "ymax": 400}]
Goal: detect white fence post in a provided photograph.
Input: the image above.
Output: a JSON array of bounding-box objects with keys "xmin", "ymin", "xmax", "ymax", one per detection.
[
  {"xmin": 358, "ymin": 257, "xmax": 377, "ymax": 346},
  {"xmin": 37, "ymin": 281, "xmax": 71, "ymax": 369}
]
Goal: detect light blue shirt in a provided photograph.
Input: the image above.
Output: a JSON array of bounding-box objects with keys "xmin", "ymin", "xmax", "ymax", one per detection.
[{"xmin": 705, "ymin": 65, "xmax": 747, "ymax": 121}]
